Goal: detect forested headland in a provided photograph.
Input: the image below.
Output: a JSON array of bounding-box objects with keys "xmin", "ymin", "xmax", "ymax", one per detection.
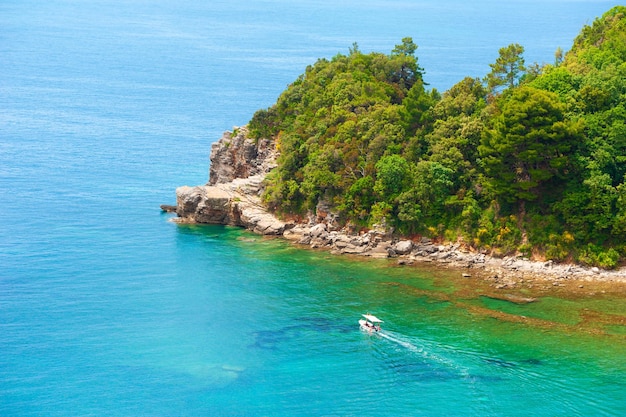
[{"xmin": 247, "ymin": 6, "xmax": 626, "ymax": 269}]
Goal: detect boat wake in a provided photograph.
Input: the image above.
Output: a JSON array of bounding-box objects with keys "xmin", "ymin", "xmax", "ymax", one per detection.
[
  {"xmin": 376, "ymin": 329, "xmax": 545, "ymax": 385},
  {"xmin": 377, "ymin": 330, "xmax": 466, "ymax": 373},
  {"xmin": 375, "ymin": 329, "xmax": 494, "ymax": 414}
]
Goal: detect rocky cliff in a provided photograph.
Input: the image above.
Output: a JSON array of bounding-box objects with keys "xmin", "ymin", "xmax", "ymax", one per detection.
[
  {"xmin": 208, "ymin": 127, "xmax": 276, "ymax": 185},
  {"xmin": 176, "ymin": 174, "xmax": 288, "ymax": 235},
  {"xmin": 175, "ymin": 127, "xmax": 287, "ymax": 235}
]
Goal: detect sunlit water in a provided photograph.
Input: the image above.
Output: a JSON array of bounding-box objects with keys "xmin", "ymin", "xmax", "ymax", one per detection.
[{"xmin": 1, "ymin": 1, "xmax": 624, "ymax": 415}]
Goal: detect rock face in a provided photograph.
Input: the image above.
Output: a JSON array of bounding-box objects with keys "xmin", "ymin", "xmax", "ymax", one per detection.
[
  {"xmin": 176, "ymin": 185, "xmax": 232, "ymax": 224},
  {"xmin": 208, "ymin": 126, "xmax": 277, "ymax": 185},
  {"xmin": 176, "ymin": 175, "xmax": 288, "ymax": 235},
  {"xmin": 175, "ymin": 127, "xmax": 286, "ymax": 235}
]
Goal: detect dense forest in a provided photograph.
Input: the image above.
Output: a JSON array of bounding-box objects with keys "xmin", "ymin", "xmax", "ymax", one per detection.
[{"xmin": 248, "ymin": 6, "xmax": 626, "ymax": 268}]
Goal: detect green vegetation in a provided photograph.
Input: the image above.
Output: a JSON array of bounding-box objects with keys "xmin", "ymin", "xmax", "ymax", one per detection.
[{"xmin": 248, "ymin": 7, "xmax": 626, "ymax": 268}]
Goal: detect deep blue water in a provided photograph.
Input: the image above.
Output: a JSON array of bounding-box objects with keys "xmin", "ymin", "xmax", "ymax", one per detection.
[{"xmin": 1, "ymin": 1, "xmax": 625, "ymax": 416}]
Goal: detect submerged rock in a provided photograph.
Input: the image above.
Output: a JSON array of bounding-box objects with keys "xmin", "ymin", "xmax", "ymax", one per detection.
[{"xmin": 484, "ymin": 294, "xmax": 538, "ymax": 304}]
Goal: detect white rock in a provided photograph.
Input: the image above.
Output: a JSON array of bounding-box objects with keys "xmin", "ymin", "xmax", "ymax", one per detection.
[
  {"xmin": 308, "ymin": 223, "xmax": 327, "ymax": 238},
  {"xmin": 393, "ymin": 240, "xmax": 414, "ymax": 255}
]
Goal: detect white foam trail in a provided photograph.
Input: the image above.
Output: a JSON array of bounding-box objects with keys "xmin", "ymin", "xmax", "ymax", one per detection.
[
  {"xmin": 379, "ymin": 331, "xmax": 462, "ymax": 371},
  {"xmin": 379, "ymin": 330, "xmax": 492, "ymax": 413}
]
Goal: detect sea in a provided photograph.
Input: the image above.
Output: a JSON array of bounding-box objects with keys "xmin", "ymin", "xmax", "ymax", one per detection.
[{"xmin": 1, "ymin": 1, "xmax": 625, "ymax": 415}]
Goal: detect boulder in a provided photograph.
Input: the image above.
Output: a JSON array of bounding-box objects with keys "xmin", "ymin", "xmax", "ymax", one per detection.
[
  {"xmin": 298, "ymin": 236, "xmax": 312, "ymax": 245},
  {"xmin": 393, "ymin": 240, "xmax": 413, "ymax": 255},
  {"xmin": 340, "ymin": 244, "xmax": 367, "ymax": 255},
  {"xmin": 308, "ymin": 223, "xmax": 327, "ymax": 239},
  {"xmin": 363, "ymin": 244, "xmax": 391, "ymax": 259},
  {"xmin": 238, "ymin": 205, "xmax": 286, "ymax": 236},
  {"xmin": 283, "ymin": 226, "xmax": 306, "ymax": 241}
]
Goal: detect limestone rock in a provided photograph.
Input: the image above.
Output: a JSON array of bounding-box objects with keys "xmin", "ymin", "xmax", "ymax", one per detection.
[
  {"xmin": 175, "ymin": 174, "xmax": 288, "ymax": 235},
  {"xmin": 209, "ymin": 127, "xmax": 276, "ymax": 185},
  {"xmin": 172, "ymin": 125, "xmax": 287, "ymax": 235},
  {"xmin": 393, "ymin": 240, "xmax": 413, "ymax": 255},
  {"xmin": 308, "ymin": 223, "xmax": 328, "ymax": 239},
  {"xmin": 365, "ymin": 245, "xmax": 391, "ymax": 259},
  {"xmin": 176, "ymin": 185, "xmax": 231, "ymax": 224},
  {"xmin": 283, "ymin": 226, "xmax": 307, "ymax": 241}
]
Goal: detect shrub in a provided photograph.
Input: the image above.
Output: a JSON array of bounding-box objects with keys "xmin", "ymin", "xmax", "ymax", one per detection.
[{"xmin": 577, "ymin": 243, "xmax": 620, "ymax": 269}]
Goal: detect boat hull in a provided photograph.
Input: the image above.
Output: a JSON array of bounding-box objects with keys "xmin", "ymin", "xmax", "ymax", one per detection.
[{"xmin": 359, "ymin": 319, "xmax": 379, "ymax": 332}]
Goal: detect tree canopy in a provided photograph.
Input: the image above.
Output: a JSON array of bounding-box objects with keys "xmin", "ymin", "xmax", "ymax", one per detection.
[{"xmin": 247, "ymin": 7, "xmax": 626, "ymax": 268}]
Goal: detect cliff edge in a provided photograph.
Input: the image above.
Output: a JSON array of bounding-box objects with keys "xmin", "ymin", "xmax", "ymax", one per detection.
[
  {"xmin": 208, "ymin": 127, "xmax": 277, "ymax": 185},
  {"xmin": 174, "ymin": 127, "xmax": 287, "ymax": 235}
]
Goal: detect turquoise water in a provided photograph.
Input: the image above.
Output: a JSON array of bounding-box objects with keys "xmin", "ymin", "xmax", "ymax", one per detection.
[{"xmin": 1, "ymin": 1, "xmax": 625, "ymax": 415}]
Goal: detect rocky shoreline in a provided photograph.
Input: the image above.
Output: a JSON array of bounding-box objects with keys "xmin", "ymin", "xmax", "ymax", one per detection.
[{"xmin": 169, "ymin": 127, "xmax": 626, "ymax": 295}]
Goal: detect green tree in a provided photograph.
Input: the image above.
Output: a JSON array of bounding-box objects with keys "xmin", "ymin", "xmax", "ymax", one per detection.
[
  {"xmin": 555, "ymin": 170, "xmax": 616, "ymax": 242},
  {"xmin": 341, "ymin": 175, "xmax": 376, "ymax": 224},
  {"xmin": 249, "ymin": 106, "xmax": 279, "ymax": 139},
  {"xmin": 374, "ymin": 154, "xmax": 411, "ymax": 201},
  {"xmin": 387, "ymin": 37, "xmax": 424, "ymax": 99},
  {"xmin": 426, "ymin": 77, "xmax": 487, "ymax": 178},
  {"xmin": 413, "ymin": 161, "xmax": 454, "ymax": 216},
  {"xmin": 399, "ymin": 79, "xmax": 438, "ymax": 138},
  {"xmin": 393, "ymin": 161, "xmax": 454, "ymax": 234},
  {"xmin": 485, "ymin": 43, "xmax": 526, "ymax": 93},
  {"xmin": 479, "ymin": 86, "xmax": 582, "ymax": 216},
  {"xmin": 349, "ymin": 42, "xmax": 360, "ymax": 56},
  {"xmin": 612, "ymin": 176, "xmax": 626, "ymax": 235},
  {"xmin": 392, "ymin": 37, "xmax": 418, "ymax": 56}
]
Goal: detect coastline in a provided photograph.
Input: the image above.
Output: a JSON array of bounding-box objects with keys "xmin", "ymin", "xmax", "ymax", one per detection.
[{"xmin": 169, "ymin": 127, "xmax": 626, "ymax": 297}]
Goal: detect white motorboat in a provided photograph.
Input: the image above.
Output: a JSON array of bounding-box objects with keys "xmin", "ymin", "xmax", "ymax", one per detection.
[{"xmin": 359, "ymin": 314, "xmax": 383, "ymax": 332}]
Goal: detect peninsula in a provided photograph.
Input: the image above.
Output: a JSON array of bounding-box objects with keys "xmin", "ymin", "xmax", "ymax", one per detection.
[{"xmin": 169, "ymin": 7, "xmax": 626, "ymax": 293}]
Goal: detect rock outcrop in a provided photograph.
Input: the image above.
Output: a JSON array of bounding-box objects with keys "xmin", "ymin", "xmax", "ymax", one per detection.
[
  {"xmin": 176, "ymin": 185, "xmax": 232, "ymax": 225},
  {"xmin": 208, "ymin": 126, "xmax": 276, "ymax": 185},
  {"xmin": 176, "ymin": 175, "xmax": 288, "ymax": 235},
  {"xmin": 175, "ymin": 127, "xmax": 286, "ymax": 235}
]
